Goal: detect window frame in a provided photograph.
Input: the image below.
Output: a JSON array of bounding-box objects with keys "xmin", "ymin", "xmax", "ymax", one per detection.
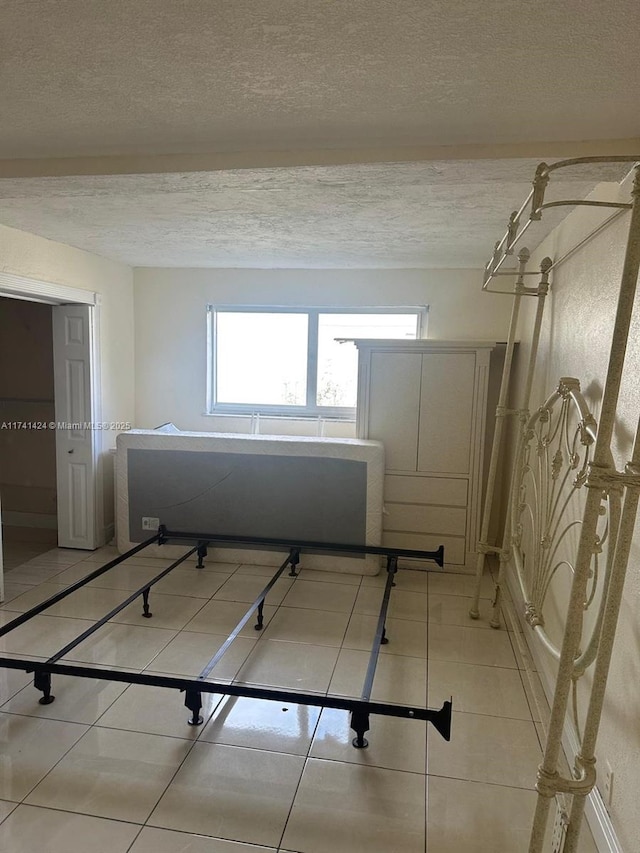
[{"xmin": 206, "ymin": 304, "xmax": 428, "ymax": 419}]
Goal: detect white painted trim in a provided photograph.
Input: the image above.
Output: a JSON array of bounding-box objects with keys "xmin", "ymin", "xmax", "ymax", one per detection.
[
  {"xmin": 587, "ymin": 787, "xmax": 624, "ymax": 853},
  {"xmin": 351, "ymin": 338, "xmax": 496, "ymax": 351},
  {"xmin": 91, "ymin": 298, "xmax": 107, "ymax": 548},
  {"xmin": 0, "ymin": 275, "xmax": 104, "ymax": 589},
  {"xmin": 0, "ymin": 272, "xmax": 96, "ymax": 305},
  {"xmin": 1, "ymin": 511, "xmax": 57, "ymax": 530}
]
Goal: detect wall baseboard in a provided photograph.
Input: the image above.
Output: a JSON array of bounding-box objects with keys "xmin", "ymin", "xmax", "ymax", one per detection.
[
  {"xmin": 102, "ymin": 522, "xmax": 115, "ymax": 548},
  {"xmin": 1, "ymin": 510, "xmax": 57, "ymax": 530},
  {"xmin": 504, "ymin": 571, "xmax": 623, "ymax": 853}
]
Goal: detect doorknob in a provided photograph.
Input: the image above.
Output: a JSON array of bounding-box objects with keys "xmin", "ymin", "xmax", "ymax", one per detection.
[{"xmin": 68, "ymin": 449, "xmax": 74, "ymax": 454}]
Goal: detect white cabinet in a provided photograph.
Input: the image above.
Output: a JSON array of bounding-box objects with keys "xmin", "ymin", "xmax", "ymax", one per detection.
[{"xmin": 355, "ymin": 340, "xmax": 494, "ymax": 571}]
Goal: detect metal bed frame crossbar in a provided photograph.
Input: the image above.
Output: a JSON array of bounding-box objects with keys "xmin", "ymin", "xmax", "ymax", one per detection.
[{"xmin": 0, "ymin": 527, "xmax": 452, "ymax": 748}]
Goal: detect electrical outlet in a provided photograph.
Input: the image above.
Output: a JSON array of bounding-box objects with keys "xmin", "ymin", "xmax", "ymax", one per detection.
[
  {"xmin": 604, "ymin": 760, "xmax": 614, "ymax": 807},
  {"xmin": 141, "ymin": 516, "xmax": 160, "ymax": 531}
]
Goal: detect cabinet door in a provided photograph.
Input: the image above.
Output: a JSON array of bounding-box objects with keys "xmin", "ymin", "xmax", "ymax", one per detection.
[
  {"xmin": 368, "ymin": 352, "xmax": 421, "ymax": 471},
  {"xmin": 417, "ymin": 352, "xmax": 475, "ymax": 474}
]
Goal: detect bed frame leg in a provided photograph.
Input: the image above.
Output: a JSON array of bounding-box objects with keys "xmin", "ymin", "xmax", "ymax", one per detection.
[
  {"xmin": 142, "ymin": 587, "xmax": 153, "ymax": 618},
  {"xmin": 350, "ymin": 710, "xmax": 370, "ymax": 748},
  {"xmin": 386, "ymin": 554, "xmax": 398, "ymax": 587},
  {"xmin": 288, "ymin": 547, "xmax": 300, "ymax": 577},
  {"xmin": 255, "ymin": 598, "xmax": 265, "ymax": 630},
  {"xmin": 196, "ymin": 542, "xmax": 208, "ymax": 569},
  {"xmin": 184, "ymin": 689, "xmax": 204, "ymax": 726},
  {"xmin": 381, "ymin": 626, "xmax": 389, "ymax": 645},
  {"xmin": 34, "ymin": 670, "xmax": 55, "ymax": 705}
]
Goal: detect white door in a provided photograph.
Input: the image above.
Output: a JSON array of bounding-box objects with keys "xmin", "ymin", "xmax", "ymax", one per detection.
[
  {"xmin": 417, "ymin": 352, "xmax": 476, "ymax": 474},
  {"xmin": 368, "ymin": 351, "xmax": 422, "ymax": 471},
  {"xmin": 52, "ymin": 304, "xmax": 99, "ymax": 549}
]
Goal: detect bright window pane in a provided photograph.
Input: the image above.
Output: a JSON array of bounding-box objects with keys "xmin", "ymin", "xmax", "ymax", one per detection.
[
  {"xmin": 216, "ymin": 312, "xmax": 307, "ymax": 405},
  {"xmin": 316, "ymin": 313, "xmax": 419, "ymax": 408}
]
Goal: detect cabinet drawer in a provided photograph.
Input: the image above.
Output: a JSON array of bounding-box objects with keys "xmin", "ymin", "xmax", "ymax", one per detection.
[
  {"xmin": 383, "ymin": 503, "xmax": 466, "ymax": 537},
  {"xmin": 384, "ymin": 475, "xmax": 468, "ymax": 506},
  {"xmin": 382, "ymin": 531, "xmax": 466, "ymax": 566}
]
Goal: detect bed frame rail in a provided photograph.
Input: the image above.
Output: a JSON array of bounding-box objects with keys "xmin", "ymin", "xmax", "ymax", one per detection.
[{"xmin": 0, "ymin": 527, "xmax": 451, "ymax": 748}]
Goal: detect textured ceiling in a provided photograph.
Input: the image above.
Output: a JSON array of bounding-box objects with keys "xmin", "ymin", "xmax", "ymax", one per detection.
[
  {"xmin": 0, "ymin": 161, "xmax": 628, "ymax": 268},
  {"xmin": 1, "ymin": 0, "xmax": 640, "ymax": 160},
  {"xmin": 0, "ymin": 1, "xmax": 637, "ymax": 267}
]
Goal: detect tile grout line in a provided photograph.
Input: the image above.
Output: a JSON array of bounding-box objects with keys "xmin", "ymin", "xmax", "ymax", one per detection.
[
  {"xmin": 275, "ymin": 565, "xmax": 366, "ymax": 849},
  {"xmin": 319, "ymin": 569, "xmax": 364, "ymax": 694},
  {"xmin": 272, "ymin": 564, "xmax": 431, "ymax": 849},
  {"xmin": 87, "ymin": 559, "xmax": 247, "ymax": 839},
  {"xmin": 212, "ymin": 559, "xmax": 313, "ymax": 691},
  {"xmin": 3, "ymin": 551, "xmax": 539, "ymax": 851},
  {"xmin": 1, "ymin": 550, "xmax": 229, "ymax": 833},
  {"xmin": 223, "ymin": 559, "xmax": 359, "ymax": 690},
  {"xmin": 0, "ymin": 799, "xmax": 152, "ymax": 831},
  {"xmin": 497, "ymin": 584, "xmax": 550, "ymax": 733}
]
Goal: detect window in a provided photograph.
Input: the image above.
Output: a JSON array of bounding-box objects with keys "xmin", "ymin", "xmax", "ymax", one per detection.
[{"xmin": 207, "ymin": 305, "xmax": 427, "ymax": 418}]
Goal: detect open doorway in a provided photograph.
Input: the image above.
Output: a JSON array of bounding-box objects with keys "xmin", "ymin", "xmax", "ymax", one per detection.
[
  {"xmin": 0, "ymin": 274, "xmax": 104, "ymax": 599},
  {"xmin": 0, "ymin": 298, "xmax": 57, "ymax": 567}
]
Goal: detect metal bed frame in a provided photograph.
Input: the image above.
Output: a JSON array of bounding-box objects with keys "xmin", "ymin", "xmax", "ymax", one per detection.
[
  {"xmin": 0, "ymin": 526, "xmax": 452, "ymax": 749},
  {"xmin": 468, "ymin": 156, "xmax": 640, "ymax": 852}
]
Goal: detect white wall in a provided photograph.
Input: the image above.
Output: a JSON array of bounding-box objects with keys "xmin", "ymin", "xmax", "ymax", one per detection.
[
  {"xmin": 133, "ymin": 267, "xmax": 511, "ymax": 433},
  {"xmin": 504, "ymin": 177, "xmax": 640, "ymax": 851},
  {"xmin": 0, "ymin": 222, "xmax": 135, "ymax": 535}
]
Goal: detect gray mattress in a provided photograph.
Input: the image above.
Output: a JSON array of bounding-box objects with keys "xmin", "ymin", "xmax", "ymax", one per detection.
[{"xmin": 115, "ymin": 430, "xmax": 385, "ymax": 574}]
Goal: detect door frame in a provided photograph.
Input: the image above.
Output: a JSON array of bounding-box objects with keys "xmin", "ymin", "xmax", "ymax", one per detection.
[{"xmin": 0, "ymin": 272, "xmax": 102, "ymax": 598}]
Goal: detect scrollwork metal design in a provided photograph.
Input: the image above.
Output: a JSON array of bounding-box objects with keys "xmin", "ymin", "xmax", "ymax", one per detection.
[{"xmin": 510, "ymin": 379, "xmax": 621, "ymax": 691}]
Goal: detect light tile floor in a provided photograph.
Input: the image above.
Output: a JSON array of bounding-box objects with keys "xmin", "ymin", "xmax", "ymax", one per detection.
[{"xmin": 0, "ymin": 547, "xmax": 599, "ymax": 852}]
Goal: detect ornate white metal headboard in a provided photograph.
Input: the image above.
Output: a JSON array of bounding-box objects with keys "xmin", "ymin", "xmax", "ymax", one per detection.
[
  {"xmin": 511, "ymin": 378, "xmax": 621, "ymax": 676},
  {"xmin": 510, "ymin": 375, "xmax": 632, "ymax": 853},
  {"xmin": 468, "ymin": 158, "xmax": 640, "ymax": 853}
]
